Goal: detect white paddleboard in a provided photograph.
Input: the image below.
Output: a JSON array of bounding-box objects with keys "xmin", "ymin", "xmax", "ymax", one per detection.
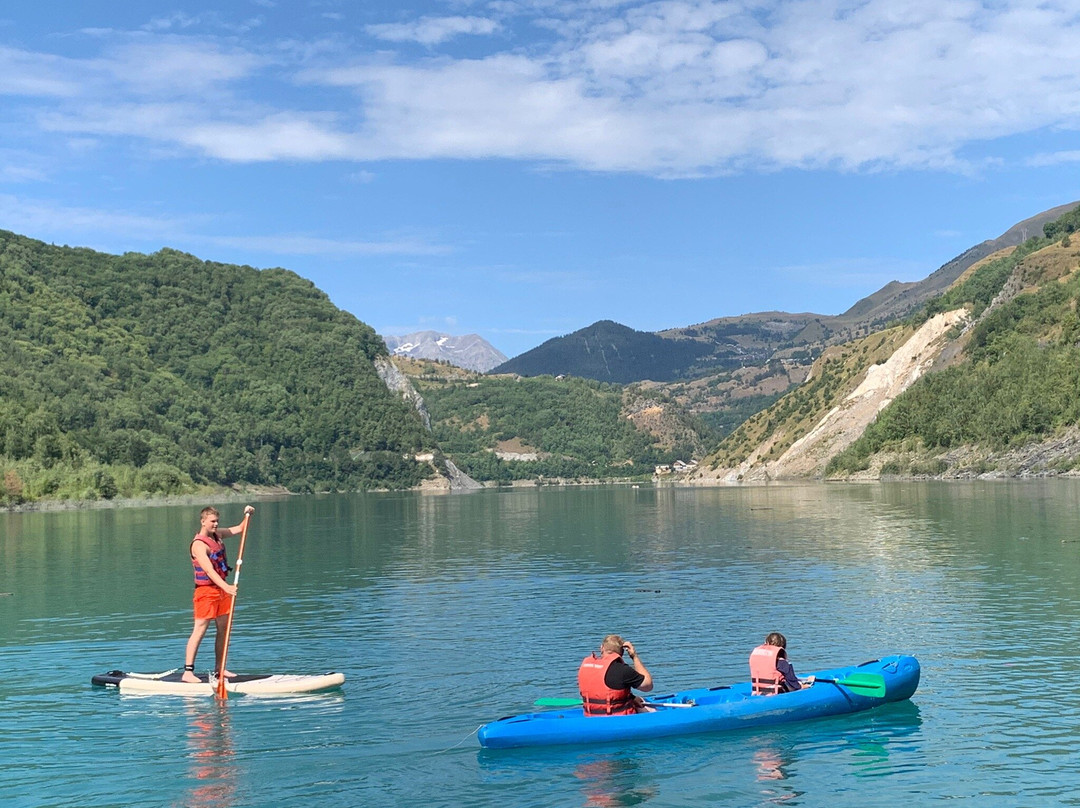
[{"xmin": 92, "ymin": 668, "xmax": 345, "ymax": 695}]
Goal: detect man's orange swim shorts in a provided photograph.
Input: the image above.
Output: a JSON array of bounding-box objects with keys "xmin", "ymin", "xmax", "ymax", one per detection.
[{"xmin": 193, "ymin": 586, "xmax": 232, "ymax": 620}]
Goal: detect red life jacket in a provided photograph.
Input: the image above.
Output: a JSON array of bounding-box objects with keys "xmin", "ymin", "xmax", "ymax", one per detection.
[
  {"xmin": 578, "ymin": 652, "xmax": 636, "ymax": 716},
  {"xmin": 191, "ymin": 533, "xmax": 230, "ymax": 587},
  {"xmin": 750, "ymin": 644, "xmax": 785, "ymax": 695}
]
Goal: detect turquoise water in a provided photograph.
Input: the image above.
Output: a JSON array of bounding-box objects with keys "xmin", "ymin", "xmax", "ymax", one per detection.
[{"xmin": 3, "ymin": 481, "xmax": 1080, "ymax": 806}]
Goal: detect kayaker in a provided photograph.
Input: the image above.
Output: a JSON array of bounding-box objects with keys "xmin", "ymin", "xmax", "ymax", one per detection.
[
  {"xmin": 578, "ymin": 634, "xmax": 654, "ymax": 715},
  {"xmin": 750, "ymin": 632, "xmax": 813, "ymax": 695},
  {"xmin": 182, "ymin": 505, "xmax": 254, "ymax": 683}
]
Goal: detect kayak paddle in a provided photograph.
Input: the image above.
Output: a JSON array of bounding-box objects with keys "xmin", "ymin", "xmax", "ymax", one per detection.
[
  {"xmin": 533, "ymin": 697, "xmax": 694, "ymax": 708},
  {"xmin": 534, "ymin": 697, "xmax": 583, "ymax": 707},
  {"xmin": 535, "ymin": 672, "xmax": 887, "ymax": 706},
  {"xmin": 215, "ymin": 512, "xmax": 251, "ymax": 699},
  {"xmin": 816, "ymin": 673, "xmax": 886, "ymax": 697}
]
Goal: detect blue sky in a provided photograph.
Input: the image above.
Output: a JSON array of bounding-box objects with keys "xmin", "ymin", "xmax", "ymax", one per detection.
[{"xmin": 2, "ymin": 1, "xmax": 1080, "ymax": 358}]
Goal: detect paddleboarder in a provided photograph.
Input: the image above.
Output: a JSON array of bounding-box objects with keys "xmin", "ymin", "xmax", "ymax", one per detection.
[{"xmin": 182, "ymin": 505, "xmax": 254, "ymax": 684}]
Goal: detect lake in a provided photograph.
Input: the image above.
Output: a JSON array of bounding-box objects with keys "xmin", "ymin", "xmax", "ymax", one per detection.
[{"xmin": 3, "ymin": 481, "xmax": 1080, "ymax": 807}]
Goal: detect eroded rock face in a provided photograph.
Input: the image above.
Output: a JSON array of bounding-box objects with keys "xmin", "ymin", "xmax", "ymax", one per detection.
[
  {"xmin": 692, "ymin": 309, "xmax": 970, "ymax": 482},
  {"xmin": 768, "ymin": 309, "xmax": 969, "ymax": 478},
  {"xmin": 374, "ymin": 356, "xmax": 483, "ymax": 490},
  {"xmin": 375, "ymin": 356, "xmax": 432, "ymax": 431}
]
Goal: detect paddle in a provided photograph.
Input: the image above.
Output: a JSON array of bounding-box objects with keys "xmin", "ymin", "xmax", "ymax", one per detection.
[
  {"xmin": 533, "ymin": 698, "xmax": 694, "ymax": 708},
  {"xmin": 815, "ymin": 673, "xmax": 886, "ymax": 697},
  {"xmin": 534, "ymin": 697, "xmax": 585, "ymax": 707},
  {"xmin": 536, "ymin": 672, "xmax": 887, "ymax": 706},
  {"xmin": 215, "ymin": 512, "xmax": 251, "ymax": 700}
]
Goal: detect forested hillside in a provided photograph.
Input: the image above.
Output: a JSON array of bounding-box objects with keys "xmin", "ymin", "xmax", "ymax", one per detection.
[
  {"xmin": 0, "ymin": 231, "xmax": 431, "ymax": 504},
  {"xmin": 491, "ymin": 320, "xmax": 714, "ymax": 383},
  {"xmin": 400, "ymin": 359, "xmax": 712, "ymax": 483}
]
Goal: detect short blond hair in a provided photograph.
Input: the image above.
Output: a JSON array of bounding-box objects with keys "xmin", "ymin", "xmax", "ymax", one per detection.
[{"xmin": 601, "ymin": 634, "xmax": 626, "ymax": 654}]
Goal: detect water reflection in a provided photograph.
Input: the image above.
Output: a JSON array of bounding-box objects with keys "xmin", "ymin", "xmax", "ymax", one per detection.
[
  {"xmin": 177, "ymin": 700, "xmax": 236, "ymax": 808},
  {"xmin": 742, "ymin": 700, "xmax": 924, "ymax": 805},
  {"xmin": 573, "ymin": 755, "xmax": 657, "ymax": 807},
  {"xmin": 845, "ymin": 701, "xmax": 924, "ymax": 779},
  {"xmin": 745, "ymin": 739, "xmax": 803, "ymax": 806}
]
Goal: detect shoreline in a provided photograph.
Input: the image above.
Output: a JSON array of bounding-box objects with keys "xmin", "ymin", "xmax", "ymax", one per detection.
[
  {"xmin": 4, "ymin": 470, "xmax": 1080, "ymax": 513},
  {"xmin": 0, "ymin": 486, "xmax": 292, "ymax": 514}
]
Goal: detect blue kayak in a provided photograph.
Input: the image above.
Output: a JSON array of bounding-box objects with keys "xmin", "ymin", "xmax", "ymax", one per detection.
[{"xmin": 478, "ymin": 654, "xmax": 920, "ymax": 749}]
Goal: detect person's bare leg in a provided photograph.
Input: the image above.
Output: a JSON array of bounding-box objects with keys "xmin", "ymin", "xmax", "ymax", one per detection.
[{"xmin": 184, "ymin": 618, "xmax": 211, "ymax": 682}]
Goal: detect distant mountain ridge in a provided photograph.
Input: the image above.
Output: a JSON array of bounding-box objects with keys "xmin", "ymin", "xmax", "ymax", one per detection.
[
  {"xmin": 383, "ymin": 330, "xmax": 507, "ymax": 372},
  {"xmin": 490, "ymin": 320, "xmax": 712, "ymax": 383},
  {"xmin": 833, "ymin": 200, "xmax": 1080, "ymax": 328},
  {"xmin": 493, "ymin": 202, "xmax": 1080, "ymax": 385}
]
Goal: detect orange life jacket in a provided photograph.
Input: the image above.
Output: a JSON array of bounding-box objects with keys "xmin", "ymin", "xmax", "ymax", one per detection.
[
  {"xmin": 750, "ymin": 644, "xmax": 785, "ymax": 695},
  {"xmin": 578, "ymin": 652, "xmax": 636, "ymax": 716}
]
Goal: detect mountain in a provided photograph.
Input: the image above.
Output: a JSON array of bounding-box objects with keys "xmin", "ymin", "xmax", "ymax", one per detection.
[
  {"xmin": 493, "ymin": 203, "xmax": 1080, "ymax": 387},
  {"xmin": 832, "ymin": 200, "xmax": 1080, "ymax": 329},
  {"xmin": 687, "ymin": 202, "xmax": 1080, "ymax": 482},
  {"xmin": 383, "ymin": 330, "xmax": 507, "ymax": 372},
  {"xmin": 490, "ymin": 320, "xmax": 713, "ymax": 383},
  {"xmin": 0, "ymin": 230, "xmax": 432, "ymax": 504}
]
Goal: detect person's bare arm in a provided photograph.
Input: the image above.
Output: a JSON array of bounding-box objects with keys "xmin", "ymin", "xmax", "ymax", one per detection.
[
  {"xmin": 622, "ymin": 641, "xmax": 653, "ymax": 692},
  {"xmin": 219, "ymin": 505, "xmax": 255, "ymax": 537}
]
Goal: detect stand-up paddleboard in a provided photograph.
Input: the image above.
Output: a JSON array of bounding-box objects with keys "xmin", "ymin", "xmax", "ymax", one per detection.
[{"xmin": 92, "ymin": 668, "xmax": 345, "ymax": 696}]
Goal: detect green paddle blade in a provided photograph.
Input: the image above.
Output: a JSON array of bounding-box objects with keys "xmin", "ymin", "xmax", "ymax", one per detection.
[
  {"xmin": 534, "ymin": 697, "xmax": 582, "ymax": 707},
  {"xmin": 828, "ymin": 673, "xmax": 887, "ymax": 697}
]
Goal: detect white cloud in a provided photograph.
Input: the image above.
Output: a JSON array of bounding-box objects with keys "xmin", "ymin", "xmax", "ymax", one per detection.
[
  {"xmin": 143, "ymin": 13, "xmax": 204, "ymax": 32},
  {"xmin": 142, "ymin": 11, "xmax": 265, "ymax": 34},
  {"xmin": 183, "ymin": 114, "xmax": 356, "ymax": 161},
  {"xmin": 0, "ymin": 46, "xmax": 82, "ymax": 97},
  {"xmin": 0, "ymin": 193, "xmax": 182, "ymax": 239},
  {"xmin": 1026, "ymin": 150, "xmax": 1080, "ymax": 167},
  {"xmin": 366, "ymin": 16, "xmax": 501, "ymax": 45},
  {"xmin": 204, "ymin": 233, "xmax": 451, "ymax": 256},
  {"xmin": 103, "ymin": 39, "xmax": 264, "ymax": 94},
  {"xmin": 0, "ymin": 193, "xmax": 449, "ymax": 258},
  {"xmin": 9, "ymin": 2, "xmax": 1080, "ymax": 175},
  {"xmin": 0, "ymin": 37, "xmax": 261, "ymax": 102},
  {"xmin": 0, "ymin": 160, "xmax": 48, "ymax": 183},
  {"xmin": 315, "ymin": 0, "xmax": 1080, "ymax": 173}
]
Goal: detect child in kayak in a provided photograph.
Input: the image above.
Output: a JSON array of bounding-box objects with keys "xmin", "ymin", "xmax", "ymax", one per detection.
[{"xmin": 750, "ymin": 632, "xmax": 814, "ymax": 694}]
